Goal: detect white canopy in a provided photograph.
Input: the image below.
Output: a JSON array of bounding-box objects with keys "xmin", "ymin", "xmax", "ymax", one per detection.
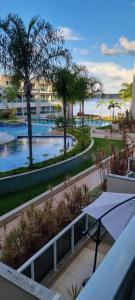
[{"xmin": 83, "ymin": 192, "xmax": 135, "ymax": 240}]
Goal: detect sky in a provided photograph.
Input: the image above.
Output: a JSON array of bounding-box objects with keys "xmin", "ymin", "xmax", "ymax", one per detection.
[{"xmin": 1, "ymin": 0, "xmax": 135, "ymax": 93}]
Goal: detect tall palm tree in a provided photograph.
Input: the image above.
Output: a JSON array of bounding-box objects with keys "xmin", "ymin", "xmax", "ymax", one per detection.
[
  {"xmin": 97, "ymin": 99, "xmax": 106, "ymax": 119},
  {"xmin": 0, "ymin": 14, "xmax": 70, "ymax": 167},
  {"xmin": 108, "ymin": 99, "xmax": 121, "ymax": 122},
  {"xmin": 75, "ymin": 75, "xmax": 103, "ymax": 127},
  {"xmin": 53, "ymin": 68, "xmax": 76, "ymax": 157},
  {"xmin": 119, "ymin": 82, "xmax": 133, "ymax": 100},
  {"xmin": 75, "ymin": 76, "xmax": 89, "ymax": 128}
]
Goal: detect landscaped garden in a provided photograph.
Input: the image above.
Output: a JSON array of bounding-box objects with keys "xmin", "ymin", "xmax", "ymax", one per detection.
[
  {"xmin": 0, "ymin": 127, "xmax": 91, "ymax": 176},
  {"xmin": 0, "ymin": 136, "xmax": 123, "ymax": 216}
]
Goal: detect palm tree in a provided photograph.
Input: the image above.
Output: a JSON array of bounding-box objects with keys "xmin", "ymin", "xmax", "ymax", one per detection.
[
  {"xmin": 75, "ymin": 75, "xmax": 103, "ymax": 127},
  {"xmin": 53, "ymin": 68, "xmax": 76, "ymax": 157},
  {"xmin": 0, "ymin": 14, "xmax": 70, "ymax": 167},
  {"xmin": 75, "ymin": 76, "xmax": 89, "ymax": 127},
  {"xmin": 119, "ymin": 82, "xmax": 133, "ymax": 100},
  {"xmin": 108, "ymin": 99, "xmax": 121, "ymax": 122},
  {"xmin": 53, "ymin": 104, "xmax": 62, "ymax": 117},
  {"xmin": 97, "ymin": 99, "xmax": 106, "ymax": 119}
]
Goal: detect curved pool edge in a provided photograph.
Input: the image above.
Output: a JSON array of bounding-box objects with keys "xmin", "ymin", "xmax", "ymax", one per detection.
[{"xmin": 0, "ymin": 136, "xmax": 94, "ymax": 196}]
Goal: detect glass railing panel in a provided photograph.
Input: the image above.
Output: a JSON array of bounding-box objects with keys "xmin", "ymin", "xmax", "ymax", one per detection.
[
  {"xmin": 57, "ymin": 229, "xmax": 71, "ymax": 263},
  {"xmin": 22, "ymin": 266, "xmax": 31, "ymax": 278},
  {"xmin": 74, "ymin": 216, "xmax": 86, "ymax": 245},
  {"xmin": 34, "ymin": 245, "xmax": 53, "ymax": 282}
]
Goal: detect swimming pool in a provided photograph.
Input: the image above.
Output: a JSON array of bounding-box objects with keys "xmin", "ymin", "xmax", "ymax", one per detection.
[
  {"xmin": 0, "ymin": 124, "xmax": 74, "ymax": 171},
  {"xmin": 75, "ymin": 119, "xmax": 111, "ymax": 127},
  {"xmin": 0, "ymin": 119, "xmax": 110, "ymax": 171},
  {"xmin": 0, "ymin": 123, "xmax": 53, "ymax": 137},
  {"xmin": 0, "ymin": 136, "xmax": 73, "ymax": 171},
  {"xmin": 31, "ymin": 116, "xmax": 111, "ymax": 128}
]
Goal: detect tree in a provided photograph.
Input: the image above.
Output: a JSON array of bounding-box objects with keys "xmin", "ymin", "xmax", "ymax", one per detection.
[
  {"xmin": 3, "ymin": 86, "xmax": 18, "ymax": 109},
  {"xmin": 75, "ymin": 73, "xmax": 103, "ymax": 127},
  {"xmin": 53, "ymin": 68, "xmax": 76, "ymax": 157},
  {"xmin": 75, "ymin": 76, "xmax": 89, "ymax": 127},
  {"xmin": 0, "ymin": 14, "xmax": 70, "ymax": 167},
  {"xmin": 108, "ymin": 99, "xmax": 121, "ymax": 122},
  {"xmin": 119, "ymin": 82, "xmax": 133, "ymax": 100},
  {"xmin": 53, "ymin": 103, "xmax": 62, "ymax": 117},
  {"xmin": 97, "ymin": 99, "xmax": 106, "ymax": 119}
]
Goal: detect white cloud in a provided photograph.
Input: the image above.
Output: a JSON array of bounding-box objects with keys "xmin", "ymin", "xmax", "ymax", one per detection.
[
  {"xmin": 72, "ymin": 48, "xmax": 90, "ymax": 55},
  {"xmin": 100, "ymin": 43, "xmax": 124, "ymax": 55},
  {"xmin": 101, "ymin": 36, "xmax": 135, "ymax": 56},
  {"xmin": 119, "ymin": 36, "xmax": 135, "ymax": 53},
  {"xmin": 78, "ymin": 61, "xmax": 133, "ymax": 93},
  {"xmin": 59, "ymin": 26, "xmax": 82, "ymax": 40}
]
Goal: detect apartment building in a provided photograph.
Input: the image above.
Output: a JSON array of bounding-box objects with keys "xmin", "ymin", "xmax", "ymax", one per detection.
[{"xmin": 0, "ymin": 74, "xmax": 62, "ymax": 116}]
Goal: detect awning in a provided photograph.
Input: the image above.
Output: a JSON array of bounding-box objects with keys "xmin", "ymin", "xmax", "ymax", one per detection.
[{"xmin": 83, "ymin": 192, "xmax": 135, "ymax": 240}]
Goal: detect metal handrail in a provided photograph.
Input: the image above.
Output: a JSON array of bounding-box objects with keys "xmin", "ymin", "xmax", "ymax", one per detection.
[
  {"xmin": 84, "ymin": 195, "xmax": 135, "ymax": 273},
  {"xmin": 17, "ymin": 195, "xmax": 135, "ymax": 279}
]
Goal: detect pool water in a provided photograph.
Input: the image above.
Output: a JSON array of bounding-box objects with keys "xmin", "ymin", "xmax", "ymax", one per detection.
[
  {"xmin": 75, "ymin": 119, "xmax": 111, "ymax": 127},
  {"xmin": 0, "ymin": 124, "xmax": 74, "ymax": 171},
  {"xmin": 0, "ymin": 119, "xmax": 110, "ymax": 172},
  {"xmin": 0, "ymin": 123, "xmax": 52, "ymax": 137},
  {"xmin": 0, "ymin": 136, "xmax": 73, "ymax": 171},
  {"xmin": 31, "ymin": 117, "xmax": 111, "ymax": 128}
]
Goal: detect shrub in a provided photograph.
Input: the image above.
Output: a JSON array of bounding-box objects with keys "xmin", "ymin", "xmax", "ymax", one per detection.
[
  {"xmin": 0, "ymin": 184, "xmax": 91, "ymax": 269},
  {"xmin": 96, "ymin": 134, "xmax": 134, "ymax": 191},
  {"xmin": 119, "ymin": 110, "xmax": 135, "ymax": 133},
  {"xmin": 55, "ymin": 116, "xmax": 76, "ymax": 128}
]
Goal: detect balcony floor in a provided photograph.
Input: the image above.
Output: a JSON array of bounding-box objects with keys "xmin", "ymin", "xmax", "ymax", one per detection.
[{"xmin": 46, "ymin": 233, "xmax": 113, "ymax": 299}]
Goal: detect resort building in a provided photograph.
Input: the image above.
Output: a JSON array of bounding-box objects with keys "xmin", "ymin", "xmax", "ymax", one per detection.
[{"xmin": 0, "ymin": 74, "xmax": 62, "ymax": 117}]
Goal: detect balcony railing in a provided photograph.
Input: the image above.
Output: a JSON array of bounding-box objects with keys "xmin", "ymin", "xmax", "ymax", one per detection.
[
  {"xmin": 17, "ymin": 213, "xmax": 94, "ymax": 283},
  {"xmin": 77, "ymin": 215, "xmax": 135, "ymax": 300}
]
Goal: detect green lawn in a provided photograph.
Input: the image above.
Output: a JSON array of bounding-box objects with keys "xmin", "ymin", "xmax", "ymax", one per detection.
[{"xmin": 0, "ymin": 137, "xmax": 123, "ymax": 216}]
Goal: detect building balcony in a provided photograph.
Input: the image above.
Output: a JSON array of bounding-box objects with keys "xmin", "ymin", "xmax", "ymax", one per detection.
[
  {"xmin": 16, "ymin": 212, "xmax": 113, "ymax": 298},
  {"xmin": 76, "ymin": 215, "xmax": 135, "ymax": 300},
  {"xmin": 48, "ymin": 234, "xmax": 112, "ymax": 298}
]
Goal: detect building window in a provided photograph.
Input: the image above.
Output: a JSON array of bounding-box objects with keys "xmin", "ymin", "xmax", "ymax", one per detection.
[
  {"xmin": 17, "ymin": 108, "xmax": 23, "ymax": 116},
  {"xmin": 30, "ymin": 107, "xmax": 36, "ymax": 114},
  {"xmin": 40, "ymin": 106, "xmax": 51, "ymax": 114}
]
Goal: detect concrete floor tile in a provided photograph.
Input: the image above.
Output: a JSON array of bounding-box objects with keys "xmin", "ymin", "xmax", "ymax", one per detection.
[
  {"xmin": 52, "ymin": 272, "xmax": 82, "ymax": 297},
  {"xmin": 77, "ymin": 248, "xmax": 95, "ymax": 265},
  {"xmin": 66, "ymin": 260, "xmax": 92, "ymax": 280}
]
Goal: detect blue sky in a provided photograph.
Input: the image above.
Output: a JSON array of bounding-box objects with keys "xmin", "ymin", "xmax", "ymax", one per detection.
[{"xmin": 1, "ymin": 0, "xmax": 135, "ymax": 92}]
